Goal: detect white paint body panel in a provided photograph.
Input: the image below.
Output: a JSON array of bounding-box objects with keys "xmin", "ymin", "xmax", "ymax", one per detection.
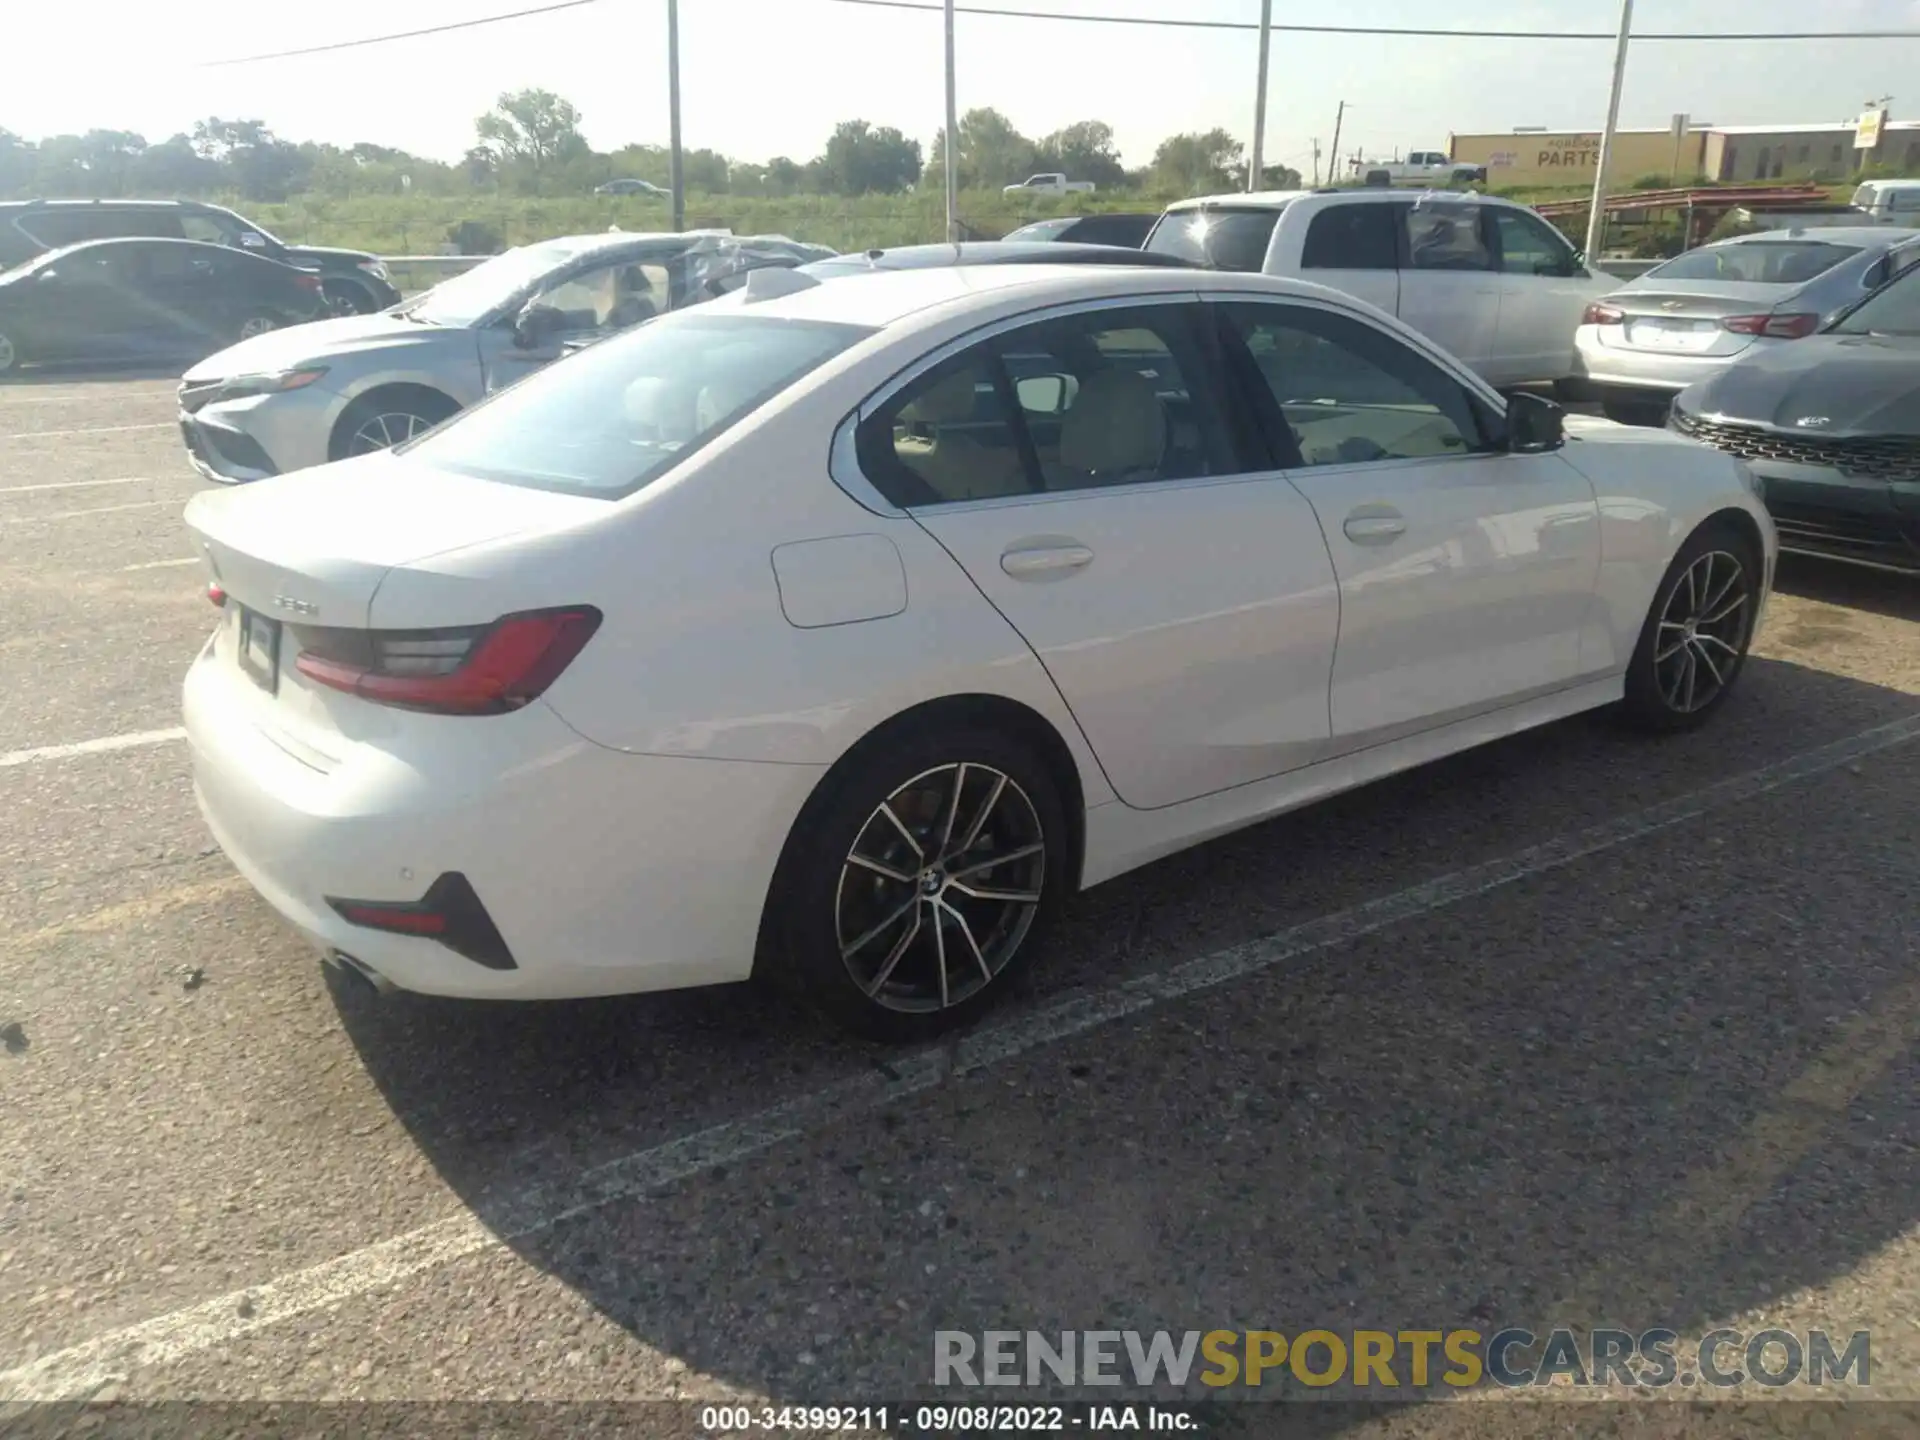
[{"xmin": 181, "ymin": 265, "xmax": 1775, "ymax": 1002}]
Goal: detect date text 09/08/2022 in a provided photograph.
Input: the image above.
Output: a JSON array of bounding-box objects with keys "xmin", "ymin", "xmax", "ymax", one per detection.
[{"xmin": 700, "ymin": 1404, "xmax": 1197, "ymax": 1432}]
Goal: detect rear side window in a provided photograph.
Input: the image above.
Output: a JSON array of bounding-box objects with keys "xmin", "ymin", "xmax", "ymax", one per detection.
[
  {"xmin": 1301, "ymin": 204, "xmax": 1399, "ymax": 270},
  {"xmin": 1144, "ymin": 207, "xmax": 1283, "ymax": 271},
  {"xmin": 1404, "ymin": 204, "xmax": 1492, "ymax": 271},
  {"xmin": 1065, "ymin": 214, "xmax": 1155, "ymax": 247},
  {"xmin": 1649, "ymin": 241, "xmax": 1863, "ymax": 284},
  {"xmin": 401, "ymin": 313, "xmax": 870, "ymax": 498}
]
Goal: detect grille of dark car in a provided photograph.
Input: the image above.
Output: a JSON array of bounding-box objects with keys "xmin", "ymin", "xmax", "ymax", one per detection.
[{"xmin": 1671, "ymin": 409, "xmax": 1920, "ymax": 480}]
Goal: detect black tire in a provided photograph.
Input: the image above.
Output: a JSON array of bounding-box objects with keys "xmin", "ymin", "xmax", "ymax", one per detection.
[
  {"xmin": 0, "ymin": 328, "xmax": 18, "ymax": 378},
  {"xmin": 765, "ymin": 725, "xmax": 1070, "ymax": 1043},
  {"xmin": 328, "ymin": 388, "xmax": 460, "ymax": 460},
  {"xmin": 322, "ymin": 279, "xmax": 379, "ymax": 316},
  {"xmin": 1618, "ymin": 520, "xmax": 1762, "ymax": 733}
]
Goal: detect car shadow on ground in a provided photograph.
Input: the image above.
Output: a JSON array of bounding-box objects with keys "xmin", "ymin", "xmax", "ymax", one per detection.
[{"xmin": 333, "ymin": 653, "xmax": 1920, "ymax": 1422}]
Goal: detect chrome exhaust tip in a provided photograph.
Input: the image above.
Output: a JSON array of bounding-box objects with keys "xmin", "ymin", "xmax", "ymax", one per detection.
[{"xmin": 325, "ymin": 949, "xmax": 395, "ymax": 997}]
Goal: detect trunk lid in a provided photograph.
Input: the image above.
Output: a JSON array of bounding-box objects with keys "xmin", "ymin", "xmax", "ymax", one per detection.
[{"xmin": 1594, "ymin": 285, "xmax": 1801, "ymax": 358}]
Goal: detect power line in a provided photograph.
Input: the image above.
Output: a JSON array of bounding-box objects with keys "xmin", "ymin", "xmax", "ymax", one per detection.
[
  {"xmin": 196, "ymin": 0, "xmax": 1920, "ymax": 68},
  {"xmin": 196, "ymin": 0, "xmax": 599, "ymax": 67}
]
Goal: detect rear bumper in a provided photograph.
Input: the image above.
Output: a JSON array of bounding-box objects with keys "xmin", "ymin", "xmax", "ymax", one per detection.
[
  {"xmin": 1574, "ymin": 328, "xmax": 1769, "ymax": 394},
  {"xmin": 184, "ymin": 640, "xmax": 826, "ymax": 1000}
]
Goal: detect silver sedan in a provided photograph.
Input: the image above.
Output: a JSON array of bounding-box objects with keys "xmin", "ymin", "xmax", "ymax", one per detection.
[
  {"xmin": 1574, "ymin": 226, "xmax": 1920, "ymax": 424},
  {"xmin": 177, "ymin": 231, "xmax": 832, "ymax": 483}
]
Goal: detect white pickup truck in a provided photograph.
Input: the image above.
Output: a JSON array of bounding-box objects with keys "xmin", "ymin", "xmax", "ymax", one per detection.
[
  {"xmin": 1354, "ymin": 151, "xmax": 1486, "ymax": 186},
  {"xmin": 1002, "ymin": 173, "xmax": 1096, "ymax": 197},
  {"xmin": 1143, "ymin": 188, "xmax": 1615, "ymax": 389}
]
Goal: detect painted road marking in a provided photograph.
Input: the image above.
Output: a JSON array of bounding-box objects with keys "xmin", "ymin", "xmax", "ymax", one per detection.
[
  {"xmin": 120, "ymin": 557, "xmax": 200, "ymax": 572},
  {"xmin": 2, "ymin": 710, "xmax": 1917, "ymax": 1402},
  {"xmin": 0, "ymin": 476, "xmax": 159, "ymax": 496},
  {"xmin": 0, "ymin": 499, "xmax": 175, "ymax": 525},
  {"xmin": 2, "ymin": 422, "xmax": 174, "ymax": 441},
  {"xmin": 0, "ymin": 727, "xmax": 186, "ymax": 770},
  {"xmin": 0, "ymin": 386, "xmax": 177, "ymax": 406}
]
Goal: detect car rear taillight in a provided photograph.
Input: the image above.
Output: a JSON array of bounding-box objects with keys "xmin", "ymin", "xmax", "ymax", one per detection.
[
  {"xmin": 294, "ymin": 606, "xmax": 602, "ymax": 715},
  {"xmin": 1721, "ymin": 311, "xmax": 1820, "ymax": 339},
  {"xmin": 1582, "ymin": 302, "xmax": 1625, "ymax": 325}
]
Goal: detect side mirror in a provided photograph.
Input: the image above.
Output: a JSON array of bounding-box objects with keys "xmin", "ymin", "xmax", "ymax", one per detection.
[
  {"xmin": 36, "ymin": 268, "xmax": 59, "ymax": 281},
  {"xmin": 1507, "ymin": 391, "xmax": 1565, "ymax": 453},
  {"xmin": 513, "ymin": 302, "xmax": 564, "ymax": 350},
  {"xmin": 240, "ymin": 232, "xmax": 267, "ymax": 248}
]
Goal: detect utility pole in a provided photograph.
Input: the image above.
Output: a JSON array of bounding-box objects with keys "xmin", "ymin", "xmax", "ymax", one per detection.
[
  {"xmin": 667, "ymin": 0, "xmax": 684, "ymax": 232},
  {"xmin": 944, "ymin": 0, "xmax": 959, "ymax": 241},
  {"xmin": 1328, "ymin": 101, "xmax": 1347, "ymax": 186},
  {"xmin": 1247, "ymin": 0, "xmax": 1272, "ymax": 191},
  {"xmin": 1582, "ymin": 0, "xmax": 1633, "ymax": 261},
  {"xmin": 1311, "ymin": 138, "xmax": 1322, "ymax": 186}
]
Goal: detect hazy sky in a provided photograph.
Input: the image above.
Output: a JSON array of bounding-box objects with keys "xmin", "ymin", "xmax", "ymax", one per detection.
[{"xmin": 9, "ymin": 0, "xmax": 1920, "ymax": 175}]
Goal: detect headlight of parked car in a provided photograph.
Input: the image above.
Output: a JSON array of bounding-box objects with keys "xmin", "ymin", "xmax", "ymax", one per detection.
[{"xmin": 216, "ymin": 368, "xmax": 330, "ymax": 401}]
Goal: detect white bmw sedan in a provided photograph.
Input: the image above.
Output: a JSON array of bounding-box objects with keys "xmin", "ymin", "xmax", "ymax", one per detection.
[{"xmin": 183, "ymin": 264, "xmax": 1776, "ymax": 1040}]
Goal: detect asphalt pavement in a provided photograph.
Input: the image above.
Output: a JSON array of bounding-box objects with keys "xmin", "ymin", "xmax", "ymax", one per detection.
[{"xmin": 2, "ymin": 373, "xmax": 1918, "ymax": 1435}]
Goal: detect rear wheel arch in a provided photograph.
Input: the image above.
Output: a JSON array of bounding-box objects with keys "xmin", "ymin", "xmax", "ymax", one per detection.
[{"xmin": 752, "ymin": 692, "xmax": 1091, "ymax": 974}]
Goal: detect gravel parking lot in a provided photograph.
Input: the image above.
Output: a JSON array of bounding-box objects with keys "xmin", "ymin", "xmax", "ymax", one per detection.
[{"xmin": 2, "ymin": 373, "xmax": 1919, "ymax": 1433}]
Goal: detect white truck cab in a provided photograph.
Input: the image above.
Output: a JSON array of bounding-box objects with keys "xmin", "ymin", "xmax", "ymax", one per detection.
[
  {"xmin": 1143, "ymin": 188, "xmax": 1616, "ymax": 388},
  {"xmin": 1003, "ymin": 174, "xmax": 1096, "ymax": 197}
]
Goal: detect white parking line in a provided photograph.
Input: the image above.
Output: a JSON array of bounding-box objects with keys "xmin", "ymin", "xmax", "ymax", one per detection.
[
  {"xmin": 120, "ymin": 557, "xmax": 200, "ymax": 572},
  {"xmin": 3, "ymin": 709, "xmax": 1915, "ymax": 1402},
  {"xmin": 2, "ymin": 422, "xmax": 174, "ymax": 441},
  {"xmin": 0, "ymin": 727, "xmax": 186, "ymax": 770},
  {"xmin": 0, "ymin": 476, "xmax": 158, "ymax": 496},
  {"xmin": 0, "ymin": 386, "xmax": 177, "ymax": 405},
  {"xmin": 1, "ymin": 499, "xmax": 176, "ymax": 525}
]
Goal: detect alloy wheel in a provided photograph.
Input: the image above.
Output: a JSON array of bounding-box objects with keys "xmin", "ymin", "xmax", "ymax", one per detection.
[
  {"xmin": 239, "ymin": 316, "xmax": 277, "ymax": 341},
  {"xmin": 348, "ymin": 411, "xmax": 434, "ymax": 454},
  {"xmin": 834, "ymin": 762, "xmax": 1047, "ymax": 1014},
  {"xmin": 1653, "ymin": 549, "xmax": 1750, "ymax": 714},
  {"xmin": 0, "ymin": 332, "xmax": 14, "ymax": 373}
]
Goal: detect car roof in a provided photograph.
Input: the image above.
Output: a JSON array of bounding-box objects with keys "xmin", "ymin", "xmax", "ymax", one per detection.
[
  {"xmin": 1712, "ymin": 226, "xmax": 1920, "ymax": 247},
  {"xmin": 1162, "ymin": 187, "xmax": 1499, "ymax": 213},
  {"xmin": 0, "ymin": 197, "xmax": 218, "ymax": 211},
  {"xmin": 710, "ymin": 261, "xmax": 1337, "ymax": 332},
  {"xmin": 802, "ymin": 241, "xmax": 1188, "ymax": 272}
]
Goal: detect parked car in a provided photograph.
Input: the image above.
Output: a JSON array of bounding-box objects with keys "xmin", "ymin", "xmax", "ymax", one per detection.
[
  {"xmin": 792, "ymin": 240, "xmax": 1196, "ymax": 281},
  {"xmin": 1144, "ymin": 188, "xmax": 1616, "ymax": 389},
  {"xmin": 1003, "ymin": 174, "xmax": 1096, "ymax": 197},
  {"xmin": 1850, "ymin": 180, "xmax": 1920, "ymax": 224},
  {"xmin": 1349, "ymin": 151, "xmax": 1486, "ymax": 186},
  {"xmin": 1575, "ymin": 226, "xmax": 1920, "ymax": 425},
  {"xmin": 176, "ymin": 231, "xmax": 827, "ymax": 483},
  {"xmin": 0, "ymin": 199, "xmax": 400, "ymax": 316},
  {"xmin": 0, "ymin": 238, "xmax": 327, "ymax": 376},
  {"xmin": 595, "ymin": 179, "xmax": 669, "ymax": 197},
  {"xmin": 1001, "ymin": 213, "xmax": 1159, "ymax": 247},
  {"xmin": 1669, "ymin": 255, "xmax": 1920, "ymax": 573},
  {"xmin": 181, "ymin": 263, "xmax": 1773, "ymax": 1040}
]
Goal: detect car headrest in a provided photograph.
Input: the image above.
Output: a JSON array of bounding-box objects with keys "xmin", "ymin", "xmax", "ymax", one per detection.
[
  {"xmin": 1059, "ymin": 368, "xmax": 1167, "ymax": 474},
  {"xmin": 898, "ymin": 368, "xmax": 980, "ymax": 426}
]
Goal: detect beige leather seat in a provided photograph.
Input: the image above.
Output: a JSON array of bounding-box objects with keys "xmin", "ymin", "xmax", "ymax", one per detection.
[
  {"xmin": 1053, "ymin": 369, "xmax": 1168, "ymax": 487},
  {"xmin": 892, "ymin": 369, "xmax": 1030, "ymax": 502}
]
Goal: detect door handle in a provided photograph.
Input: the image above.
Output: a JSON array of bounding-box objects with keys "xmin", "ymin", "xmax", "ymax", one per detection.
[
  {"xmin": 1000, "ymin": 543, "xmax": 1094, "ymax": 579},
  {"xmin": 1342, "ymin": 509, "xmax": 1406, "ymax": 544}
]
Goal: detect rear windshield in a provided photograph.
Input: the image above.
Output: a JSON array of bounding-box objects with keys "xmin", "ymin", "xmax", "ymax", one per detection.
[
  {"xmin": 400, "ymin": 313, "xmax": 871, "ymax": 498},
  {"xmin": 1646, "ymin": 240, "xmax": 1863, "ymax": 285},
  {"xmin": 1143, "ymin": 206, "xmax": 1284, "ymax": 271}
]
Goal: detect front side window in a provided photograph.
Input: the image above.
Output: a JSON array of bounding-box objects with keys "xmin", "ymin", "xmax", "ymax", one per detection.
[
  {"xmin": 1220, "ymin": 302, "xmax": 1491, "ymax": 467},
  {"xmin": 404, "ymin": 240, "xmax": 606, "ymax": 327},
  {"xmin": 858, "ymin": 303, "xmax": 1241, "ymax": 506},
  {"xmin": 1301, "ymin": 203, "xmax": 1399, "ymax": 271},
  {"xmin": 1404, "ymin": 203, "xmax": 1492, "ymax": 272},
  {"xmin": 1490, "ymin": 209, "xmax": 1577, "ymax": 277},
  {"xmin": 1143, "ymin": 207, "xmax": 1283, "ymax": 271},
  {"xmin": 1831, "ymin": 262, "xmax": 1920, "ymax": 336},
  {"xmin": 401, "ymin": 313, "xmax": 870, "ymax": 498},
  {"xmin": 533, "ymin": 259, "xmax": 671, "ymax": 336}
]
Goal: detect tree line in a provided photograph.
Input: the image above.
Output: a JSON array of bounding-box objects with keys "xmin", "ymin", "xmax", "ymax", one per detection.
[{"xmin": 0, "ymin": 89, "xmax": 1300, "ymax": 205}]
